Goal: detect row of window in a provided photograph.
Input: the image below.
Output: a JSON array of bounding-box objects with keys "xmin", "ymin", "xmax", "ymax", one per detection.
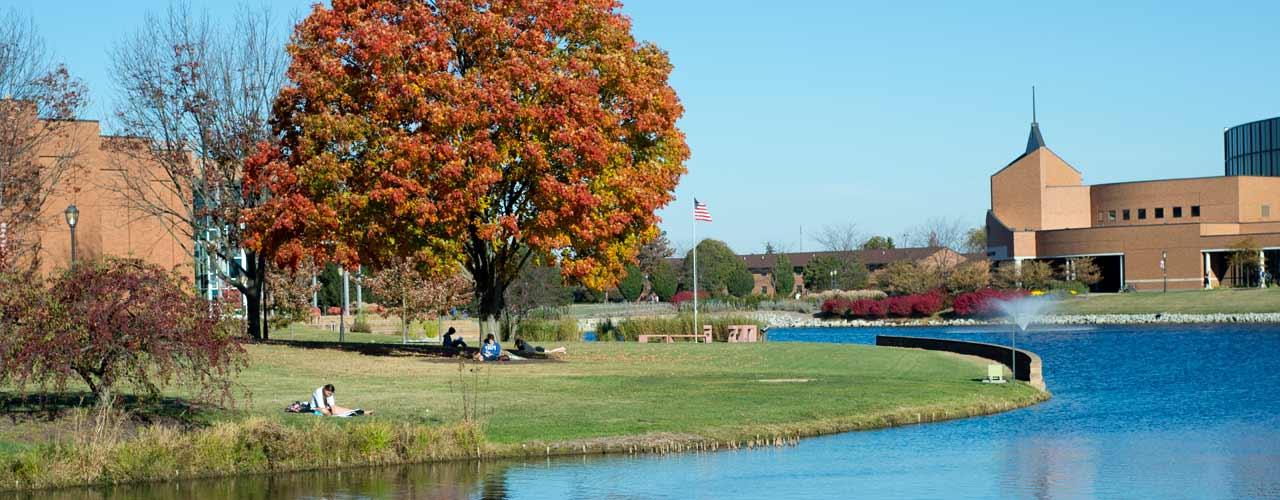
[{"xmin": 1099, "ymin": 205, "xmax": 1200, "ymax": 223}]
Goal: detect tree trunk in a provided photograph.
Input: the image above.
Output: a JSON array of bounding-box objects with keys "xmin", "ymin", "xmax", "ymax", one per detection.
[{"xmin": 241, "ymin": 251, "xmax": 265, "ymax": 341}]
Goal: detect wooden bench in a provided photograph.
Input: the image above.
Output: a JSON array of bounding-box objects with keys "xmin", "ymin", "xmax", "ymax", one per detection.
[{"xmin": 637, "ymin": 334, "xmax": 712, "ymax": 343}]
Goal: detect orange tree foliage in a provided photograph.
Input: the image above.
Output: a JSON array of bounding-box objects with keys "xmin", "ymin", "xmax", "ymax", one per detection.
[{"xmin": 243, "ymin": 0, "xmax": 687, "ymax": 319}]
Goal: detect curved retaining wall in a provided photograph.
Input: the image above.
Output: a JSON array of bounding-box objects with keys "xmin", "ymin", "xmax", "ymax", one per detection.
[{"xmin": 875, "ymin": 335, "xmax": 1046, "ymax": 391}]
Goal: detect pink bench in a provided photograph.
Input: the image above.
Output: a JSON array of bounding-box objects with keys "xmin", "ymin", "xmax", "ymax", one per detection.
[{"xmin": 727, "ymin": 325, "xmax": 760, "ymax": 342}]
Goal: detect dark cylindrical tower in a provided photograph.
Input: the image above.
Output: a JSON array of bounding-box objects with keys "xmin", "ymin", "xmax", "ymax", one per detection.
[{"xmin": 1225, "ymin": 116, "xmax": 1280, "ymax": 176}]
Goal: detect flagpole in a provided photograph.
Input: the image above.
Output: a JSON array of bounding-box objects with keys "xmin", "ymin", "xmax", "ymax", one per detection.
[{"xmin": 692, "ymin": 199, "xmax": 699, "ymax": 338}]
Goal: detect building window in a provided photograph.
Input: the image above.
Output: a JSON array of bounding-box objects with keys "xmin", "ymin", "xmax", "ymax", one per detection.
[
  {"xmin": 1122, "ymin": 209, "xmax": 1131, "ymax": 221},
  {"xmin": 1191, "ymin": 205, "xmax": 1201, "ymax": 217},
  {"xmin": 1108, "ymin": 210, "xmax": 1116, "ymax": 221},
  {"xmin": 1138, "ymin": 208, "xmax": 1147, "ymax": 220},
  {"xmin": 1265, "ymin": 205, "xmax": 1272, "ymax": 218},
  {"xmin": 1173, "ymin": 206, "xmax": 1182, "ymax": 218},
  {"xmin": 1097, "ymin": 211, "xmax": 1104, "ymax": 222},
  {"xmin": 1155, "ymin": 207, "xmax": 1164, "ymax": 219}
]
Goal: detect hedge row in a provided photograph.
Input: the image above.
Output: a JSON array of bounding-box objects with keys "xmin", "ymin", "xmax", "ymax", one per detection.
[
  {"xmin": 952, "ymin": 288, "xmax": 1030, "ymax": 317},
  {"xmin": 821, "ymin": 290, "xmax": 945, "ymax": 319}
]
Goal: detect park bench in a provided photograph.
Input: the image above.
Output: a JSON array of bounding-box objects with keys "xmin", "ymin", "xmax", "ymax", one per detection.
[{"xmin": 726, "ymin": 324, "xmax": 760, "ymax": 342}]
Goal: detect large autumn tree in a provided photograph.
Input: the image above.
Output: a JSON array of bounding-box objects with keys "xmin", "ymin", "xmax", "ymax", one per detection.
[{"xmin": 244, "ymin": 0, "xmax": 688, "ymax": 324}]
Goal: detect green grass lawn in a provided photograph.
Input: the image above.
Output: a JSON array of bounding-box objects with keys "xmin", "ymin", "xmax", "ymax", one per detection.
[
  {"xmin": 1053, "ymin": 287, "xmax": 1280, "ymax": 315},
  {"xmin": 235, "ymin": 341, "xmax": 1041, "ymax": 444},
  {"xmin": 0, "ymin": 341, "xmax": 1041, "ymax": 449}
]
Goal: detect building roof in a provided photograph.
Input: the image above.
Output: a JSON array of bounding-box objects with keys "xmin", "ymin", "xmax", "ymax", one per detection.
[
  {"xmin": 666, "ymin": 247, "xmax": 957, "ymax": 271},
  {"xmin": 1025, "ymin": 122, "xmax": 1046, "ymax": 154}
]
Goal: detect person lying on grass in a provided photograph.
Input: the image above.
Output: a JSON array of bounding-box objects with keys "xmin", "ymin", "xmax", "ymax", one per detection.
[
  {"xmin": 514, "ymin": 337, "xmax": 567, "ymax": 355},
  {"xmin": 474, "ymin": 334, "xmax": 510, "ymax": 362},
  {"xmin": 311, "ymin": 383, "xmax": 371, "ymax": 417}
]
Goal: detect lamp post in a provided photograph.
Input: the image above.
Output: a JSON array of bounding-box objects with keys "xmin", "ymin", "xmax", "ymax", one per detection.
[
  {"xmin": 1161, "ymin": 250, "xmax": 1167, "ymax": 293},
  {"xmin": 829, "ymin": 269, "xmax": 837, "ymax": 291},
  {"xmin": 64, "ymin": 204, "xmax": 79, "ymax": 269}
]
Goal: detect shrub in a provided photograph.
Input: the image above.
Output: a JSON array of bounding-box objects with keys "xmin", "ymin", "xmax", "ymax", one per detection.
[
  {"xmin": 326, "ymin": 306, "xmax": 342, "ymax": 315},
  {"xmin": 849, "ymin": 299, "xmax": 875, "ymax": 317},
  {"xmin": 805, "ymin": 290, "xmax": 886, "ymax": 302},
  {"xmin": 953, "ymin": 288, "xmax": 1029, "ymax": 317},
  {"xmin": 756, "ymin": 299, "xmax": 813, "ymax": 314},
  {"xmin": 0, "ymin": 258, "xmax": 245, "ymax": 406},
  {"xmin": 649, "ymin": 262, "xmax": 679, "ymax": 302},
  {"xmin": 351, "ymin": 311, "xmax": 373, "ymax": 333},
  {"xmin": 877, "ymin": 261, "xmax": 943, "ymax": 296},
  {"xmin": 618, "ymin": 265, "xmax": 645, "ymax": 302},
  {"xmin": 946, "ymin": 261, "xmax": 991, "ymax": 294},
  {"xmin": 1047, "ymin": 280, "xmax": 1089, "ymax": 296},
  {"xmin": 1020, "ymin": 261, "xmax": 1054, "ymax": 290},
  {"xmin": 727, "ymin": 268, "xmax": 755, "ymax": 298},
  {"xmin": 912, "ymin": 290, "xmax": 946, "ymax": 316},
  {"xmin": 512, "ymin": 318, "xmax": 580, "ymax": 342},
  {"xmin": 670, "ymin": 290, "xmax": 709, "ymax": 306},
  {"xmin": 865, "ymin": 299, "xmax": 885, "ymax": 319},
  {"xmin": 885, "ymin": 296, "xmax": 914, "ymax": 317}
]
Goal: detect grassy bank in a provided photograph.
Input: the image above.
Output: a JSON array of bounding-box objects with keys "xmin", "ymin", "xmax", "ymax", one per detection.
[
  {"xmin": 1054, "ymin": 287, "xmax": 1280, "ymax": 315},
  {"xmin": 0, "ymin": 342, "xmax": 1046, "ymax": 490}
]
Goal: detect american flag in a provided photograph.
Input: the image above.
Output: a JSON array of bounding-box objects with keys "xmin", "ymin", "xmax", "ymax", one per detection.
[{"xmin": 694, "ymin": 199, "xmax": 712, "ymax": 222}]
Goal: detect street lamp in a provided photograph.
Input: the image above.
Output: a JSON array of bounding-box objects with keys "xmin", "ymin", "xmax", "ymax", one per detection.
[
  {"xmin": 64, "ymin": 204, "xmax": 79, "ymax": 268},
  {"xmin": 829, "ymin": 269, "xmax": 838, "ymax": 291},
  {"xmin": 1161, "ymin": 250, "xmax": 1167, "ymax": 293}
]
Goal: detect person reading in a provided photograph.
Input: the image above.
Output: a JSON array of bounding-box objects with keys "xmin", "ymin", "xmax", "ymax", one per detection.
[
  {"xmin": 441, "ymin": 327, "xmax": 467, "ymax": 348},
  {"xmin": 310, "ymin": 384, "xmax": 367, "ymax": 417},
  {"xmin": 475, "ymin": 334, "xmax": 509, "ymax": 361}
]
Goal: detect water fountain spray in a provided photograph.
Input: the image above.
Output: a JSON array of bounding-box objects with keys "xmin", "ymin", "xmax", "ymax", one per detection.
[{"xmin": 993, "ymin": 296, "xmax": 1054, "ymax": 382}]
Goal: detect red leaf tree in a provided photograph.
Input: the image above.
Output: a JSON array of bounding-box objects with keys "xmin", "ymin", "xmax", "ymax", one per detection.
[
  {"xmin": 0, "ymin": 258, "xmax": 246, "ymax": 406},
  {"xmin": 243, "ymin": 0, "xmax": 688, "ymax": 324}
]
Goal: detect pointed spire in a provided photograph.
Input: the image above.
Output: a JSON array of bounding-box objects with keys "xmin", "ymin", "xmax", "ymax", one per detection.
[{"xmin": 1025, "ymin": 86, "xmax": 1045, "ymax": 154}]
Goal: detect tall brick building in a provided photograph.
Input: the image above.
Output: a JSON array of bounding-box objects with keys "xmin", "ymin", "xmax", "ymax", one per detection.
[
  {"xmin": 986, "ymin": 117, "xmax": 1280, "ymax": 291},
  {"xmin": 3, "ymin": 101, "xmax": 189, "ymax": 275}
]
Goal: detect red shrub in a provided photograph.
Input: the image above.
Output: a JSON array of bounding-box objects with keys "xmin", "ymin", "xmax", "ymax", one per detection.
[
  {"xmin": 849, "ymin": 299, "xmax": 875, "ymax": 318},
  {"xmin": 326, "ymin": 306, "xmax": 342, "ymax": 315},
  {"xmin": 671, "ymin": 290, "xmax": 710, "ymax": 306},
  {"xmin": 912, "ymin": 290, "xmax": 946, "ymax": 316},
  {"xmin": 953, "ymin": 288, "xmax": 1028, "ymax": 317},
  {"xmin": 866, "ymin": 299, "xmax": 889, "ymax": 319},
  {"xmin": 886, "ymin": 296, "xmax": 914, "ymax": 317},
  {"xmin": 309, "ymin": 307, "xmax": 322, "ymax": 316}
]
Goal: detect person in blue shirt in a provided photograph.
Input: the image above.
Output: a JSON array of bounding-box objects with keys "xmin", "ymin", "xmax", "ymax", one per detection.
[{"xmin": 476, "ymin": 334, "xmax": 508, "ymax": 362}]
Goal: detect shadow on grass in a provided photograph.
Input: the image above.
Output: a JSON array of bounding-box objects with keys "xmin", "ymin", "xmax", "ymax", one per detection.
[
  {"xmin": 257, "ymin": 339, "xmax": 555, "ymax": 362},
  {"xmin": 0, "ymin": 392, "xmax": 206, "ymax": 428}
]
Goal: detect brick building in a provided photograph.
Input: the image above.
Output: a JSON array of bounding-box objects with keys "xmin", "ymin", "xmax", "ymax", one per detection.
[
  {"xmin": 986, "ymin": 117, "xmax": 1280, "ymax": 292},
  {"xmin": 3, "ymin": 101, "xmax": 189, "ymax": 276}
]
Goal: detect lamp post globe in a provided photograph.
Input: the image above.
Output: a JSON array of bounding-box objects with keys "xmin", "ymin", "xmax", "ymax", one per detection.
[{"xmin": 64, "ymin": 204, "xmax": 79, "ymax": 268}]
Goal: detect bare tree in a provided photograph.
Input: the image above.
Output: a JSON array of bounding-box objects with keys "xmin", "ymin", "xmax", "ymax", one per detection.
[
  {"xmin": 813, "ymin": 222, "xmax": 862, "ymax": 252},
  {"xmin": 106, "ymin": 3, "xmax": 287, "ymax": 340},
  {"xmin": 0, "ymin": 9, "xmax": 89, "ymax": 272},
  {"xmin": 901, "ymin": 217, "xmax": 968, "ymax": 275}
]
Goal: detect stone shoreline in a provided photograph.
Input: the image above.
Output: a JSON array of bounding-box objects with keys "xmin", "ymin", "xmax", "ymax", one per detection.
[{"xmin": 754, "ymin": 311, "xmax": 1280, "ymax": 329}]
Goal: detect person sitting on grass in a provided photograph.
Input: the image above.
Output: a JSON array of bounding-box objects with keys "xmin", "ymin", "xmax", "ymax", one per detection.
[
  {"xmin": 514, "ymin": 337, "xmax": 567, "ymax": 355},
  {"xmin": 311, "ymin": 383, "xmax": 369, "ymax": 417},
  {"xmin": 475, "ymin": 334, "xmax": 509, "ymax": 362},
  {"xmin": 441, "ymin": 327, "xmax": 467, "ymax": 348}
]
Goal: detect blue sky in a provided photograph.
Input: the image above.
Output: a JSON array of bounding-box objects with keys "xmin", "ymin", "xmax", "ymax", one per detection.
[{"xmin": 14, "ymin": 0, "xmax": 1280, "ymax": 254}]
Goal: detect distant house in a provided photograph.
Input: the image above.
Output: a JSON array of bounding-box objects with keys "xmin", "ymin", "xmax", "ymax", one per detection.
[{"xmin": 667, "ymin": 246, "xmax": 975, "ymax": 296}]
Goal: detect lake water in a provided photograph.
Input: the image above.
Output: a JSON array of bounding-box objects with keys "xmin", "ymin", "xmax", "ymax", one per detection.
[{"xmin": 31, "ymin": 324, "xmax": 1280, "ymax": 499}]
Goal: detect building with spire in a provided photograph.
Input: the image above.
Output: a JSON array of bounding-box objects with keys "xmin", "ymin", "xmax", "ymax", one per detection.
[{"xmin": 986, "ymin": 101, "xmax": 1280, "ymax": 291}]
